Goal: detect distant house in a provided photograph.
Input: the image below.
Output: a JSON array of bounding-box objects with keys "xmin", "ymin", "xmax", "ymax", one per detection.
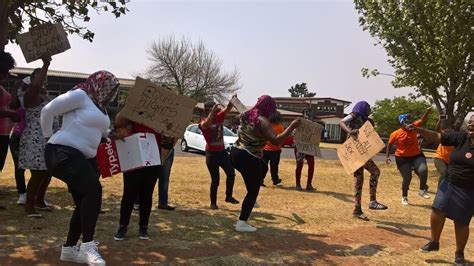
[
  {"xmin": 272, "ymin": 97, "xmax": 352, "ymax": 143},
  {"xmin": 3, "ymin": 67, "xmax": 135, "ymax": 116}
]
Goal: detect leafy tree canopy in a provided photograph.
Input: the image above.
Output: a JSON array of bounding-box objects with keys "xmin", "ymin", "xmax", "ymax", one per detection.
[{"xmin": 288, "ymin": 83, "xmax": 316, "ymax": 98}]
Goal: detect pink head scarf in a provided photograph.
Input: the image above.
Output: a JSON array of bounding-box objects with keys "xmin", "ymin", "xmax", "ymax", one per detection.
[
  {"xmin": 73, "ymin": 70, "xmax": 119, "ymax": 109},
  {"xmin": 243, "ymin": 95, "xmax": 277, "ymax": 125}
]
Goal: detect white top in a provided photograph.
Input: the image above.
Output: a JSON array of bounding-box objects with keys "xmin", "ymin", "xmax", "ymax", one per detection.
[{"xmin": 41, "ymin": 89, "xmax": 110, "ymax": 159}]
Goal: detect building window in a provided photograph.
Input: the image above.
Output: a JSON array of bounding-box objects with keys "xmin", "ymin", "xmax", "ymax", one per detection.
[
  {"xmin": 323, "ymin": 106, "xmax": 329, "ymax": 111},
  {"xmin": 325, "ymin": 124, "xmax": 341, "ymax": 141},
  {"xmin": 316, "ymin": 106, "xmax": 322, "ymax": 110},
  {"xmin": 330, "ymin": 106, "xmax": 336, "ymax": 112}
]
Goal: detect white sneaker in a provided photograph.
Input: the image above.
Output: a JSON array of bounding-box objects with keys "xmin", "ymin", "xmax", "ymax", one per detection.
[
  {"xmin": 78, "ymin": 241, "xmax": 106, "ymax": 265},
  {"xmin": 60, "ymin": 245, "xmax": 82, "ymax": 263},
  {"xmin": 419, "ymin": 189, "xmax": 430, "ymax": 199},
  {"xmin": 17, "ymin": 193, "xmax": 26, "ymax": 205},
  {"xmin": 235, "ymin": 220, "xmax": 257, "ymax": 232},
  {"xmin": 254, "ymin": 202, "xmax": 260, "ymax": 208},
  {"xmin": 402, "ymin": 197, "xmax": 409, "ymax": 205}
]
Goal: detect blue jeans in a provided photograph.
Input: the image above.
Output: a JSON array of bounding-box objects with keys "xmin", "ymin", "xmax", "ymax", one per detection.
[{"xmin": 158, "ymin": 149, "xmax": 174, "ymax": 206}]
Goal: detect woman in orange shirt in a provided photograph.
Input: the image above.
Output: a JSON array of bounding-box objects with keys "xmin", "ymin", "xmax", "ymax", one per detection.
[
  {"xmin": 433, "ymin": 116, "xmax": 453, "ymax": 187},
  {"xmin": 262, "ymin": 112, "xmax": 284, "ymax": 186},
  {"xmin": 386, "ymin": 107, "xmax": 432, "ymax": 205}
]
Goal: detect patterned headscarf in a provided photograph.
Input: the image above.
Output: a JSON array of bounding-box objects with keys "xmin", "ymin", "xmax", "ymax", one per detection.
[
  {"xmin": 352, "ymin": 101, "xmax": 370, "ymax": 121},
  {"xmin": 73, "ymin": 70, "xmax": 119, "ymax": 108},
  {"xmin": 243, "ymin": 95, "xmax": 277, "ymax": 125},
  {"xmin": 398, "ymin": 113, "xmax": 413, "ymax": 126}
]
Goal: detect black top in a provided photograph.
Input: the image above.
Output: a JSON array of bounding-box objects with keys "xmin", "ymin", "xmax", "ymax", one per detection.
[{"xmin": 441, "ymin": 132, "xmax": 474, "ymax": 189}]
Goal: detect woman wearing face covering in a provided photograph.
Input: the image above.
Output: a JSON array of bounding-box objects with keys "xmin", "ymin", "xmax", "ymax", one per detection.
[
  {"xmin": 231, "ymin": 95, "xmax": 301, "ymax": 232},
  {"xmin": 415, "ymin": 115, "xmax": 474, "ymax": 265},
  {"xmin": 339, "ymin": 101, "xmax": 387, "ymax": 221},
  {"xmin": 386, "ymin": 107, "xmax": 432, "ymax": 205},
  {"xmin": 41, "ymin": 71, "xmax": 120, "ymax": 266}
]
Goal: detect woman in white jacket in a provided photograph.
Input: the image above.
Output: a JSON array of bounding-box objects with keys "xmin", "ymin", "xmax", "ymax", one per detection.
[{"xmin": 41, "ymin": 71, "xmax": 119, "ymax": 266}]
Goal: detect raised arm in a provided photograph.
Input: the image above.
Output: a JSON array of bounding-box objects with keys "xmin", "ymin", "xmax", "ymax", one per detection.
[
  {"xmin": 418, "ymin": 107, "xmax": 432, "ymax": 125},
  {"xmin": 41, "ymin": 90, "xmax": 85, "ymax": 138},
  {"xmin": 260, "ymin": 117, "xmax": 301, "ymax": 145},
  {"xmin": 24, "ymin": 57, "xmax": 51, "ymax": 108},
  {"xmin": 9, "ymin": 80, "xmax": 22, "ymax": 110},
  {"xmin": 200, "ymin": 104, "xmax": 219, "ymax": 130},
  {"xmin": 412, "ymin": 126, "xmax": 442, "ymax": 144}
]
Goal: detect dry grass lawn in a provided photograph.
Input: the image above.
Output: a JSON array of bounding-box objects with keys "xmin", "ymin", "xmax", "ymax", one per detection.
[{"xmin": 0, "ymin": 152, "xmax": 472, "ymax": 265}]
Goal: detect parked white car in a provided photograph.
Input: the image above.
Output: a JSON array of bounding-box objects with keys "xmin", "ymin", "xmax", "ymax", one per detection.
[{"xmin": 181, "ymin": 124, "xmax": 238, "ymax": 152}]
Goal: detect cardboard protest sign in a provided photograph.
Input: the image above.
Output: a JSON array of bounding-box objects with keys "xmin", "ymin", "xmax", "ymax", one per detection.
[
  {"xmin": 121, "ymin": 77, "xmax": 198, "ymax": 139},
  {"xmin": 336, "ymin": 121, "xmax": 385, "ymax": 175},
  {"xmin": 230, "ymin": 96, "xmax": 248, "ymax": 113},
  {"xmin": 17, "ymin": 23, "xmax": 70, "ymax": 63},
  {"xmin": 294, "ymin": 119, "xmax": 323, "ymax": 157}
]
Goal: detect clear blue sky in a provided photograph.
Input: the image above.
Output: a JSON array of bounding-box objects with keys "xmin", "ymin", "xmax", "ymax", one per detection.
[{"xmin": 6, "ymin": 0, "xmax": 415, "ymax": 109}]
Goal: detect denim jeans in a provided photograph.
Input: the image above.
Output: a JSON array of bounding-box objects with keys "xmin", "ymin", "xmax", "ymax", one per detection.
[{"xmin": 158, "ymin": 148, "xmax": 174, "ymax": 206}]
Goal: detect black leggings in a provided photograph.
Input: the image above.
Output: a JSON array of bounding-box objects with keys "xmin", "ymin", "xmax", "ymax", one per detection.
[
  {"xmin": 0, "ymin": 135, "xmax": 9, "ymax": 171},
  {"xmin": 205, "ymin": 150, "xmax": 235, "ymax": 204},
  {"xmin": 262, "ymin": 150, "xmax": 281, "ymax": 183},
  {"xmin": 44, "ymin": 144, "xmax": 102, "ymax": 246},
  {"xmin": 119, "ymin": 166, "xmax": 160, "ymax": 227},
  {"xmin": 9, "ymin": 133, "xmax": 26, "ymax": 194},
  {"xmin": 231, "ymin": 147, "xmax": 267, "ymax": 221}
]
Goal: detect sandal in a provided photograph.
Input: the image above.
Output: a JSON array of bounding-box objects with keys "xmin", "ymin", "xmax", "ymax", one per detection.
[
  {"xmin": 368, "ymin": 201, "xmax": 388, "ymax": 210},
  {"xmin": 353, "ymin": 211, "xmax": 369, "ymax": 221}
]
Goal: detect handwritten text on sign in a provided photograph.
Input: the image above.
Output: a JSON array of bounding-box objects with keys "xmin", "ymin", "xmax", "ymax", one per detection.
[
  {"xmin": 294, "ymin": 119, "xmax": 323, "ymax": 156},
  {"xmin": 121, "ymin": 77, "xmax": 198, "ymax": 138},
  {"xmin": 336, "ymin": 121, "xmax": 385, "ymax": 175},
  {"xmin": 17, "ymin": 23, "xmax": 71, "ymax": 63}
]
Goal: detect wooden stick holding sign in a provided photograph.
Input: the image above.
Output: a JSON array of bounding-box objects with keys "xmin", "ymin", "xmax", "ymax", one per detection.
[
  {"xmin": 336, "ymin": 121, "xmax": 385, "ymax": 175},
  {"xmin": 230, "ymin": 95, "xmax": 248, "ymax": 113},
  {"xmin": 121, "ymin": 77, "xmax": 198, "ymax": 139},
  {"xmin": 293, "ymin": 119, "xmax": 324, "ymax": 157},
  {"xmin": 17, "ymin": 23, "xmax": 71, "ymax": 63}
]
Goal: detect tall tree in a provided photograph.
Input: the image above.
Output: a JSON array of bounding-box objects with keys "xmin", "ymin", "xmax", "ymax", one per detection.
[
  {"xmin": 145, "ymin": 35, "xmax": 240, "ymax": 102},
  {"xmin": 288, "ymin": 83, "xmax": 316, "ymax": 97},
  {"xmin": 355, "ymin": 1, "xmax": 473, "ymax": 129},
  {"xmin": 372, "ymin": 96, "xmax": 439, "ymax": 137},
  {"xmin": 0, "ymin": 0, "xmax": 129, "ymax": 51}
]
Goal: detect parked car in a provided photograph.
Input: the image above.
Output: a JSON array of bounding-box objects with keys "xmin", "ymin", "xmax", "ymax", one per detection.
[{"xmin": 181, "ymin": 124, "xmax": 238, "ymax": 152}]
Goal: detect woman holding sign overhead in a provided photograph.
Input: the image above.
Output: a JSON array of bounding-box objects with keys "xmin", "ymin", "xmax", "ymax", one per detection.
[
  {"xmin": 231, "ymin": 95, "xmax": 300, "ymax": 232},
  {"xmin": 339, "ymin": 101, "xmax": 387, "ymax": 221},
  {"xmin": 42, "ymin": 70, "xmax": 120, "ymax": 265}
]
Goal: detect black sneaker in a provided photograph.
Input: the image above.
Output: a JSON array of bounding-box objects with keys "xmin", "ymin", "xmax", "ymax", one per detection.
[
  {"xmin": 114, "ymin": 225, "xmax": 128, "ymax": 241},
  {"xmin": 455, "ymin": 251, "xmax": 465, "ymax": 265},
  {"xmin": 210, "ymin": 204, "xmax": 219, "ymax": 210},
  {"xmin": 419, "ymin": 240, "xmax": 439, "ymax": 253},
  {"xmin": 295, "ymin": 184, "xmax": 303, "ymax": 191},
  {"xmin": 158, "ymin": 204, "xmax": 176, "ymax": 211},
  {"xmin": 139, "ymin": 226, "xmax": 149, "ymax": 240},
  {"xmin": 225, "ymin": 197, "xmax": 240, "ymax": 204},
  {"xmin": 273, "ymin": 179, "xmax": 282, "ymax": 186}
]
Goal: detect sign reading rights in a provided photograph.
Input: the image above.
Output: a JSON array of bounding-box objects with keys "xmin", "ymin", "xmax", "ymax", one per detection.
[
  {"xmin": 17, "ymin": 23, "xmax": 71, "ymax": 63},
  {"xmin": 294, "ymin": 119, "xmax": 323, "ymax": 156},
  {"xmin": 121, "ymin": 77, "xmax": 198, "ymax": 139},
  {"xmin": 336, "ymin": 121, "xmax": 385, "ymax": 175}
]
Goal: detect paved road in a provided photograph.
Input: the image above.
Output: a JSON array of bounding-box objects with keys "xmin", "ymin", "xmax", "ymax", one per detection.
[{"xmin": 174, "ymin": 142, "xmax": 392, "ymax": 161}]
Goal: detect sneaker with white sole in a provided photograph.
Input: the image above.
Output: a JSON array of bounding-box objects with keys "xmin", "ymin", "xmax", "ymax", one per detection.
[
  {"xmin": 17, "ymin": 193, "xmax": 26, "ymax": 205},
  {"xmin": 419, "ymin": 189, "xmax": 430, "ymax": 199},
  {"xmin": 402, "ymin": 197, "xmax": 409, "ymax": 205},
  {"xmin": 235, "ymin": 220, "xmax": 257, "ymax": 232},
  {"xmin": 60, "ymin": 245, "xmax": 82, "ymax": 263},
  {"xmin": 78, "ymin": 241, "xmax": 105, "ymax": 266}
]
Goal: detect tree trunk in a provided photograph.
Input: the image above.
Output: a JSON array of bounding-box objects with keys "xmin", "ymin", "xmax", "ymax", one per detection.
[{"xmin": 0, "ymin": 1, "xmax": 8, "ymax": 52}]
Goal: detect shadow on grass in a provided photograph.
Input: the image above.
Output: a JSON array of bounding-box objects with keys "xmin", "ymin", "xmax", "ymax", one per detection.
[
  {"xmin": 316, "ymin": 190, "xmax": 353, "ymax": 203},
  {"xmin": 373, "ymin": 220, "xmax": 430, "ymax": 240},
  {"xmin": 0, "ymin": 185, "xmax": 385, "ymax": 265},
  {"xmin": 425, "ymin": 259, "xmax": 454, "ymax": 264}
]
